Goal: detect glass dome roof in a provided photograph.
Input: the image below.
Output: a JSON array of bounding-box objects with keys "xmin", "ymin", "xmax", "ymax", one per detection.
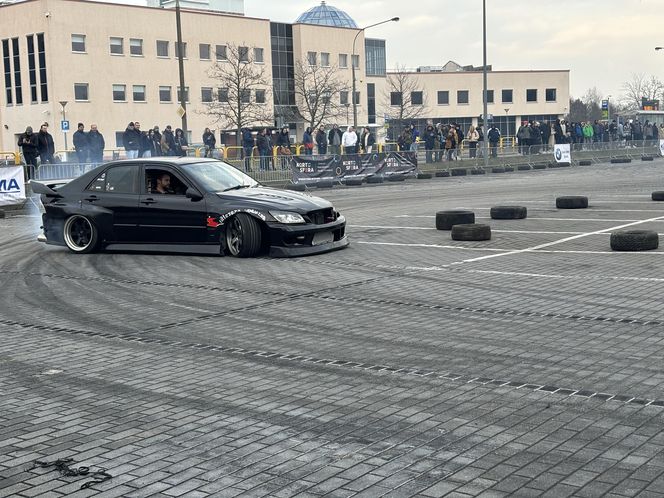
[{"xmin": 296, "ymin": 1, "xmax": 358, "ymax": 29}]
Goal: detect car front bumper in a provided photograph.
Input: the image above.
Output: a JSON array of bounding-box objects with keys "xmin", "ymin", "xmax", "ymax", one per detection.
[{"xmin": 266, "ymin": 216, "xmax": 349, "ymax": 257}]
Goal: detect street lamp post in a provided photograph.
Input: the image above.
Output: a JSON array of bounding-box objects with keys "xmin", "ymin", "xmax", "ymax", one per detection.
[
  {"xmin": 352, "ymin": 17, "xmax": 399, "ymax": 130},
  {"xmin": 482, "ymin": 0, "xmax": 489, "ymax": 170},
  {"xmin": 59, "ymin": 100, "xmax": 68, "ymax": 151},
  {"xmin": 175, "ymin": 0, "xmax": 188, "ymax": 134}
]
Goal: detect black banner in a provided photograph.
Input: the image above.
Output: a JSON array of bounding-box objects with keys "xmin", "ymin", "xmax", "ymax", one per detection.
[{"xmin": 291, "ymin": 152, "xmax": 417, "ymax": 183}]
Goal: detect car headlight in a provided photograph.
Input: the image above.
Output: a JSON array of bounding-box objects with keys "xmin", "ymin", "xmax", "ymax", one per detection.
[{"xmin": 269, "ymin": 211, "xmax": 306, "ymax": 224}]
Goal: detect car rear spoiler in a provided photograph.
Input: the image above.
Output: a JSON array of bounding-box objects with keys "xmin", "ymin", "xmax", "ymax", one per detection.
[{"xmin": 29, "ymin": 180, "xmax": 65, "ymax": 198}]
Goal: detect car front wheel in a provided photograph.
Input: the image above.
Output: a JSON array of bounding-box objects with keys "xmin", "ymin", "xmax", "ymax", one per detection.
[
  {"xmin": 63, "ymin": 215, "xmax": 99, "ymax": 253},
  {"xmin": 225, "ymin": 213, "xmax": 262, "ymax": 258}
]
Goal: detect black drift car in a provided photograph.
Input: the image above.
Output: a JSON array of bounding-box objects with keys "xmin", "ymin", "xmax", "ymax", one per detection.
[{"xmin": 32, "ymin": 158, "xmax": 349, "ymax": 257}]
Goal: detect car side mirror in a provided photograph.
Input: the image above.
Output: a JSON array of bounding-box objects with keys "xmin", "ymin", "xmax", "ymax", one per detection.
[{"xmin": 186, "ymin": 188, "xmax": 203, "ymax": 201}]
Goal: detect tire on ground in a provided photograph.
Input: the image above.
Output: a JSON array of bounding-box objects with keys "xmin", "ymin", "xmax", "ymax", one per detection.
[
  {"xmin": 491, "ymin": 167, "xmax": 505, "ymax": 173},
  {"xmin": 417, "ymin": 172, "xmax": 433, "ymax": 179},
  {"xmin": 366, "ymin": 176, "xmax": 384, "ymax": 184},
  {"xmin": 435, "ymin": 210, "xmax": 475, "ymax": 230},
  {"xmin": 451, "ymin": 223, "xmax": 491, "ymax": 241},
  {"xmin": 578, "ymin": 160, "xmax": 592, "ymax": 166},
  {"xmin": 490, "ymin": 206, "xmax": 527, "ymax": 220},
  {"xmin": 471, "ymin": 168, "xmax": 486, "ymax": 175},
  {"xmin": 610, "ymin": 158, "xmax": 631, "ymax": 164},
  {"xmin": 225, "ymin": 213, "xmax": 262, "ymax": 258},
  {"xmin": 556, "ymin": 196, "xmax": 588, "ymax": 209},
  {"xmin": 532, "ymin": 164, "xmax": 547, "ymax": 170},
  {"xmin": 503, "ymin": 166, "xmax": 514, "ymax": 172},
  {"xmin": 642, "ymin": 156, "xmax": 654, "ymax": 161},
  {"xmin": 651, "ymin": 191, "xmax": 664, "ymax": 201},
  {"xmin": 286, "ymin": 183, "xmax": 306, "ymax": 191},
  {"xmin": 387, "ymin": 175, "xmax": 406, "ymax": 182},
  {"xmin": 517, "ymin": 164, "xmax": 531, "ymax": 171},
  {"xmin": 315, "ymin": 181, "xmax": 334, "ymax": 188},
  {"xmin": 344, "ymin": 179, "xmax": 363, "ymax": 186},
  {"xmin": 435, "ymin": 171, "xmax": 450, "ymax": 177},
  {"xmin": 610, "ymin": 230, "xmax": 659, "ymax": 252},
  {"xmin": 451, "ymin": 168, "xmax": 467, "ymax": 176}
]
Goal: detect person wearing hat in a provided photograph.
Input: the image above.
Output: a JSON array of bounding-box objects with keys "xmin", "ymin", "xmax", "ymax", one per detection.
[
  {"xmin": 73, "ymin": 122, "xmax": 89, "ymax": 164},
  {"xmin": 18, "ymin": 126, "xmax": 39, "ymax": 177},
  {"xmin": 123, "ymin": 122, "xmax": 140, "ymax": 159},
  {"xmin": 161, "ymin": 125, "xmax": 175, "ymax": 156}
]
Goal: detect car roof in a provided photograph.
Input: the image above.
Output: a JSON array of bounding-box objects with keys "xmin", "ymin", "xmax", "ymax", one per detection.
[{"xmin": 104, "ymin": 157, "xmax": 219, "ymax": 167}]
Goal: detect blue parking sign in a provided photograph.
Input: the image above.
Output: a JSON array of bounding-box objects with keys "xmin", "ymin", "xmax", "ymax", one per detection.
[{"xmin": 61, "ymin": 120, "xmax": 70, "ymax": 132}]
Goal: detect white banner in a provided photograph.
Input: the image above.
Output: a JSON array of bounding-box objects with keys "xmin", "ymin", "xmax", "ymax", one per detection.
[
  {"xmin": 553, "ymin": 144, "xmax": 571, "ymax": 163},
  {"xmin": 0, "ymin": 166, "xmax": 26, "ymax": 207},
  {"xmin": 659, "ymin": 139, "xmax": 664, "ymax": 157}
]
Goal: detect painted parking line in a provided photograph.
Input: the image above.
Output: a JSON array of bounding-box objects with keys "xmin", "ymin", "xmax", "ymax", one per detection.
[
  {"xmin": 356, "ymin": 241, "xmax": 664, "ymax": 256},
  {"xmin": 459, "ymin": 207, "xmax": 664, "ymax": 213},
  {"xmin": 395, "ymin": 215, "xmax": 660, "ymax": 223}
]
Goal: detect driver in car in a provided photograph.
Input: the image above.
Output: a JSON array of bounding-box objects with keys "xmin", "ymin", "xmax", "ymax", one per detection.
[{"xmin": 153, "ymin": 173, "xmax": 175, "ymax": 194}]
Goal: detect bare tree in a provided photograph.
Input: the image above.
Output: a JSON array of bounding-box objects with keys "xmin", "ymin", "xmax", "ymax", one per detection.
[
  {"xmin": 383, "ymin": 65, "xmax": 427, "ymax": 127},
  {"xmin": 205, "ymin": 43, "xmax": 272, "ymax": 145},
  {"xmin": 620, "ymin": 73, "xmax": 664, "ymax": 110},
  {"xmin": 292, "ymin": 60, "xmax": 350, "ymax": 130}
]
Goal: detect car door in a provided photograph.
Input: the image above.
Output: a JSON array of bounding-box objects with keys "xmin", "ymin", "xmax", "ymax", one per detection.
[
  {"xmin": 137, "ymin": 164, "xmax": 208, "ymax": 244},
  {"xmin": 83, "ymin": 163, "xmax": 141, "ymax": 242}
]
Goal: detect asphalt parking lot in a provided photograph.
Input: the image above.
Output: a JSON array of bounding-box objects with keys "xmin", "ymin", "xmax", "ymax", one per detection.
[{"xmin": 3, "ymin": 159, "xmax": 664, "ymax": 497}]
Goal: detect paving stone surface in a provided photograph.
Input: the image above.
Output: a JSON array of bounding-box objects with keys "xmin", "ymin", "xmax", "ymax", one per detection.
[{"xmin": 2, "ymin": 159, "xmax": 664, "ymax": 496}]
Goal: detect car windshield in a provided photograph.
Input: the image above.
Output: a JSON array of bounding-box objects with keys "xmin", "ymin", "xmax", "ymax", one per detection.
[{"xmin": 181, "ymin": 161, "xmax": 259, "ymax": 192}]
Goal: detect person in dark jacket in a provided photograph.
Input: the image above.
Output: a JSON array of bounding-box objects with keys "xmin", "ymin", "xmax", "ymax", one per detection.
[
  {"xmin": 360, "ymin": 127, "xmax": 375, "ymax": 153},
  {"xmin": 276, "ymin": 127, "xmax": 291, "ymax": 169},
  {"xmin": 553, "ymin": 119, "xmax": 565, "ymax": 144},
  {"xmin": 173, "ymin": 128, "xmax": 188, "ymax": 157},
  {"xmin": 202, "ymin": 128, "xmax": 216, "ymax": 157},
  {"xmin": 540, "ymin": 121, "xmax": 551, "ymax": 148},
  {"xmin": 423, "ymin": 124, "xmax": 436, "ymax": 163},
  {"xmin": 18, "ymin": 126, "xmax": 39, "ymax": 176},
  {"xmin": 87, "ymin": 124, "xmax": 105, "ymax": 164},
  {"xmin": 302, "ymin": 127, "xmax": 314, "ymax": 156},
  {"xmin": 151, "ymin": 126, "xmax": 162, "ymax": 157},
  {"xmin": 72, "ymin": 123, "xmax": 88, "ymax": 164},
  {"xmin": 241, "ymin": 128, "xmax": 254, "ymax": 171},
  {"xmin": 161, "ymin": 125, "xmax": 175, "ymax": 156},
  {"xmin": 123, "ymin": 122, "xmax": 140, "ymax": 159},
  {"xmin": 256, "ymin": 128, "xmax": 272, "ymax": 171},
  {"xmin": 315, "ymin": 126, "xmax": 327, "ymax": 155},
  {"xmin": 134, "ymin": 122, "xmax": 151, "ymax": 157},
  {"xmin": 37, "ymin": 123, "xmax": 55, "ymax": 163},
  {"xmin": 488, "ymin": 124, "xmax": 500, "ymax": 158},
  {"xmin": 328, "ymin": 124, "xmax": 342, "ymax": 156}
]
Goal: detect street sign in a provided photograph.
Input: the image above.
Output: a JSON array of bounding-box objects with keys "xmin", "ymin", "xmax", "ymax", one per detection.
[
  {"xmin": 601, "ymin": 100, "xmax": 608, "ymax": 110},
  {"xmin": 60, "ymin": 120, "xmax": 70, "ymax": 132},
  {"xmin": 480, "ymin": 114, "xmax": 493, "ymax": 120},
  {"xmin": 176, "ymin": 106, "xmax": 186, "ymax": 118}
]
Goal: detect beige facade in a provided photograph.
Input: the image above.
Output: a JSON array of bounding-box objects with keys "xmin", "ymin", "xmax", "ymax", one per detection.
[{"xmin": 0, "ymin": 0, "xmax": 569, "ymax": 155}]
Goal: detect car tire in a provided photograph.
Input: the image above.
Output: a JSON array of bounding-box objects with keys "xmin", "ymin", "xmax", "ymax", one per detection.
[
  {"xmin": 579, "ymin": 160, "xmax": 592, "ymax": 166},
  {"xmin": 63, "ymin": 215, "xmax": 99, "ymax": 254},
  {"xmin": 435, "ymin": 170, "xmax": 450, "ymax": 177},
  {"xmin": 451, "ymin": 223, "xmax": 491, "ymax": 241},
  {"xmin": 366, "ymin": 176, "xmax": 384, "ymax": 184},
  {"xmin": 556, "ymin": 196, "xmax": 588, "ymax": 209},
  {"xmin": 451, "ymin": 168, "xmax": 467, "ymax": 176},
  {"xmin": 651, "ymin": 191, "xmax": 664, "ymax": 201},
  {"xmin": 610, "ymin": 230, "xmax": 659, "ymax": 251},
  {"xmin": 490, "ymin": 206, "xmax": 527, "ymax": 219},
  {"xmin": 225, "ymin": 213, "xmax": 262, "ymax": 258},
  {"xmin": 435, "ymin": 210, "xmax": 475, "ymax": 230}
]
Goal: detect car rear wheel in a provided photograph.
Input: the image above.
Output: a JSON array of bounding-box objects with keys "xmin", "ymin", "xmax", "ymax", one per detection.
[
  {"xmin": 225, "ymin": 213, "xmax": 262, "ymax": 258},
  {"xmin": 63, "ymin": 215, "xmax": 99, "ymax": 253}
]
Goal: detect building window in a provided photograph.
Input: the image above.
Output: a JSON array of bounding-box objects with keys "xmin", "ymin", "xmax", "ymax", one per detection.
[
  {"xmin": 340, "ymin": 90, "xmax": 349, "ymax": 105},
  {"xmin": 351, "ymin": 54, "xmax": 359, "ymax": 69},
  {"xmin": 215, "ymin": 45, "xmax": 227, "ymax": 61},
  {"xmin": 37, "ymin": 33, "xmax": 47, "ymax": 102},
  {"xmin": 486, "ymin": 89, "xmax": 494, "ymax": 104},
  {"xmin": 238, "ymin": 46, "xmax": 249, "ymax": 62},
  {"xmin": 11, "ymin": 38, "xmax": 22, "ymax": 105},
  {"xmin": 437, "ymin": 90, "xmax": 449, "ymax": 105},
  {"xmin": 110, "ymin": 37, "xmax": 124, "ymax": 55},
  {"xmin": 74, "ymin": 83, "xmax": 88, "ymax": 101},
  {"xmin": 201, "ymin": 87, "xmax": 213, "ymax": 102},
  {"xmin": 129, "ymin": 38, "xmax": 143, "ymax": 56},
  {"xmin": 411, "ymin": 91, "xmax": 423, "ymax": 106},
  {"xmin": 307, "ymin": 51, "xmax": 317, "ymax": 66},
  {"xmin": 526, "ymin": 89, "xmax": 537, "ymax": 102},
  {"xmin": 339, "ymin": 53, "xmax": 348, "ymax": 68},
  {"xmin": 112, "ymin": 84, "xmax": 126, "ymax": 101},
  {"xmin": 256, "ymin": 89, "xmax": 266, "ymax": 104},
  {"xmin": 71, "ymin": 34, "xmax": 86, "ymax": 53},
  {"xmin": 156, "ymin": 40, "xmax": 169, "ymax": 57},
  {"xmin": 353, "ymin": 91, "xmax": 360, "ymax": 105},
  {"xmin": 199, "ymin": 43, "xmax": 210, "ymax": 60},
  {"xmin": 365, "ymin": 38, "xmax": 386, "ymax": 77},
  {"xmin": 457, "ymin": 90, "xmax": 469, "ymax": 104},
  {"xmin": 3, "ymin": 39, "xmax": 12, "ymax": 105},
  {"xmin": 132, "ymin": 84, "xmax": 145, "ymax": 102},
  {"xmin": 159, "ymin": 85, "xmax": 171, "ymax": 102},
  {"xmin": 26, "ymin": 35, "xmax": 37, "ymax": 103},
  {"xmin": 546, "ymin": 88, "xmax": 557, "ymax": 102},
  {"xmin": 217, "ymin": 87, "xmax": 228, "ymax": 102},
  {"xmin": 254, "ymin": 47, "xmax": 264, "ymax": 63},
  {"xmin": 367, "ymin": 82, "xmax": 376, "ymax": 124},
  {"xmin": 240, "ymin": 89, "xmax": 250, "ymax": 103},
  {"xmin": 502, "ymin": 89, "xmax": 513, "ymax": 103},
  {"xmin": 175, "ymin": 42, "xmax": 187, "ymax": 58},
  {"xmin": 390, "ymin": 92, "xmax": 402, "ymax": 106},
  {"xmin": 177, "ymin": 86, "xmax": 189, "ymax": 103},
  {"xmin": 320, "ymin": 52, "xmax": 330, "ymax": 67}
]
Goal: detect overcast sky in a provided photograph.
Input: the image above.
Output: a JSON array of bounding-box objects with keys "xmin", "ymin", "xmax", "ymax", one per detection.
[{"xmin": 102, "ymin": 0, "xmax": 664, "ymax": 101}]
